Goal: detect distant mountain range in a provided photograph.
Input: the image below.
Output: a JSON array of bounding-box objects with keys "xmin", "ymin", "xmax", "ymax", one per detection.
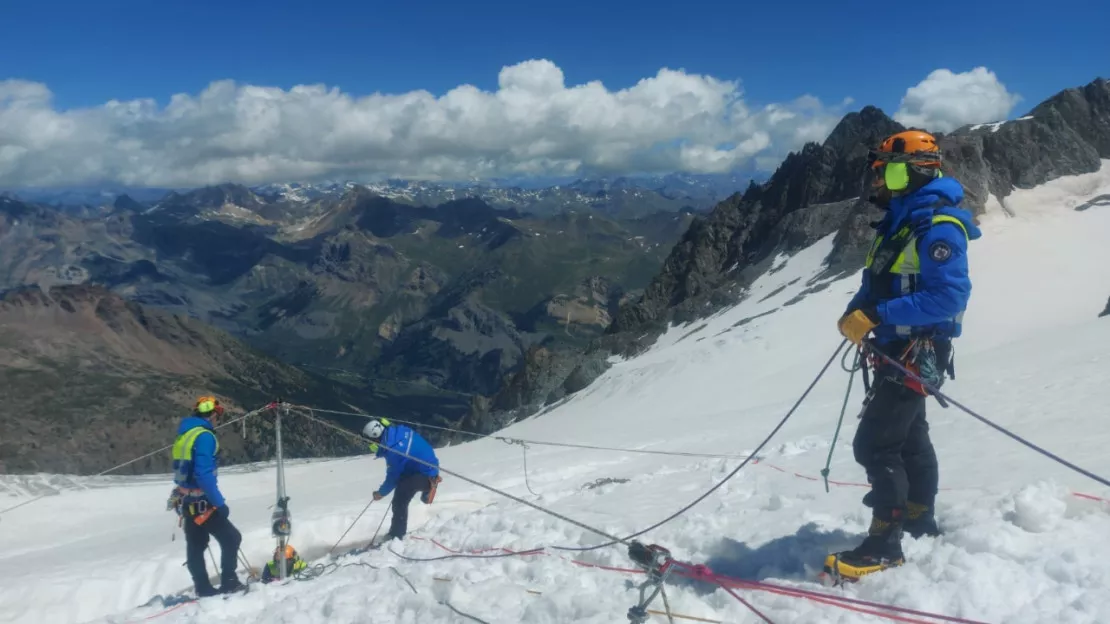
[
  {"xmin": 3, "ymin": 172, "xmax": 757, "ymax": 219},
  {"xmin": 0, "ymin": 182, "xmax": 702, "ymax": 473}
]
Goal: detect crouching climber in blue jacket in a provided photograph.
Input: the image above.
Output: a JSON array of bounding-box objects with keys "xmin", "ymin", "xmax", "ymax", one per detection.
[
  {"xmin": 167, "ymin": 396, "xmax": 244, "ymax": 597},
  {"xmin": 827, "ymin": 130, "xmax": 982, "ymax": 582},
  {"xmin": 362, "ymin": 418, "xmax": 442, "ymax": 542}
]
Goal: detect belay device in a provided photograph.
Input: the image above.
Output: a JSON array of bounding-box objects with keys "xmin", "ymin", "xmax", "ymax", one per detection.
[{"xmin": 626, "ymin": 541, "xmax": 675, "ymax": 623}]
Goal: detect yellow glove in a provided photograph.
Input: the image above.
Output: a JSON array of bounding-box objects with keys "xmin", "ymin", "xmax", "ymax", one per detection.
[{"xmin": 838, "ymin": 308, "xmax": 879, "ymax": 345}]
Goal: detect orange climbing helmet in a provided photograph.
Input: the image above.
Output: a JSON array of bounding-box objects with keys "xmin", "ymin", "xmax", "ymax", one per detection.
[
  {"xmin": 194, "ymin": 395, "xmax": 224, "ymax": 417},
  {"xmin": 275, "ymin": 544, "xmax": 298, "ymax": 561},
  {"xmin": 868, "ymin": 130, "xmax": 943, "ymax": 192}
]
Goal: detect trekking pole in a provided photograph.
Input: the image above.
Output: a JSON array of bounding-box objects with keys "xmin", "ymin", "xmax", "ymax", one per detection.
[{"xmin": 821, "ymin": 347, "xmax": 861, "ymax": 492}]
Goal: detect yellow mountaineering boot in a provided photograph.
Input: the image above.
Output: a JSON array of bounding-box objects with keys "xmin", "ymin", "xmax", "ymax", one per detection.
[
  {"xmin": 904, "ymin": 500, "xmax": 941, "ymax": 538},
  {"xmin": 823, "ymin": 514, "xmax": 905, "ymax": 584}
]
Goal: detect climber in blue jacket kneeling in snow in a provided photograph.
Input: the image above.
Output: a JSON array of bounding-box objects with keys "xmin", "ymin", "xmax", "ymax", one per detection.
[{"xmin": 362, "ymin": 418, "xmax": 442, "ymax": 541}]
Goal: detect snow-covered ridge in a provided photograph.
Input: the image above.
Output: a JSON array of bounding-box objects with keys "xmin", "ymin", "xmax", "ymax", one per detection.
[
  {"xmin": 967, "ymin": 114, "xmax": 1034, "ymax": 133},
  {"xmin": 2, "ymin": 165, "xmax": 1110, "ymax": 623}
]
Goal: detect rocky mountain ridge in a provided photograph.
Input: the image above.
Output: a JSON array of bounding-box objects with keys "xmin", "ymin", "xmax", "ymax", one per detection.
[
  {"xmin": 490, "ymin": 77, "xmax": 1110, "ymax": 420},
  {"xmin": 7, "ymin": 172, "xmax": 748, "ymax": 219}
]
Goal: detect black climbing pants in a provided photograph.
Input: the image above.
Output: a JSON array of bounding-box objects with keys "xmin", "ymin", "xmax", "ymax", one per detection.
[
  {"xmin": 389, "ymin": 472, "xmax": 432, "ymax": 540},
  {"xmin": 183, "ymin": 504, "xmax": 242, "ymax": 591},
  {"xmin": 852, "ymin": 376, "xmax": 939, "ymax": 520}
]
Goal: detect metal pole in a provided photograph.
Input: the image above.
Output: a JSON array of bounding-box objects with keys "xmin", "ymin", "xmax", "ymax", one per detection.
[
  {"xmin": 276, "ymin": 403, "xmax": 287, "ymax": 504},
  {"xmin": 271, "ymin": 402, "xmax": 291, "ymax": 581}
]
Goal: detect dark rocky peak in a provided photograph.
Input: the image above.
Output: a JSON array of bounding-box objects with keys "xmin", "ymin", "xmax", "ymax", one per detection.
[
  {"xmin": 187, "ymin": 183, "xmax": 266, "ymax": 209},
  {"xmin": 431, "ymin": 198, "xmax": 522, "ymax": 250},
  {"xmin": 1029, "ymin": 77, "xmax": 1110, "ymax": 155},
  {"xmin": 941, "ymin": 77, "xmax": 1110, "ymax": 213},
  {"xmin": 113, "ymin": 194, "xmax": 146, "ymax": 213},
  {"xmin": 0, "ymin": 195, "xmax": 39, "ymax": 221},
  {"xmin": 0, "ymin": 196, "xmax": 63, "ymax": 227},
  {"xmin": 609, "ymin": 107, "xmax": 903, "ymax": 334},
  {"xmin": 437, "ymin": 197, "xmax": 523, "ymax": 222},
  {"xmin": 153, "ymin": 183, "xmax": 267, "ymax": 221},
  {"xmin": 822, "ymin": 106, "xmax": 904, "ymax": 155},
  {"xmin": 352, "ymin": 193, "xmax": 435, "ymax": 237},
  {"xmin": 312, "ymin": 228, "xmax": 403, "ymax": 284},
  {"xmin": 131, "ymin": 214, "xmax": 307, "ymax": 286}
]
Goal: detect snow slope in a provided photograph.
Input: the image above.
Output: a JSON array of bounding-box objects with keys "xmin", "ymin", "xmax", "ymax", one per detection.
[{"xmin": 3, "ymin": 163, "xmax": 1110, "ymax": 624}]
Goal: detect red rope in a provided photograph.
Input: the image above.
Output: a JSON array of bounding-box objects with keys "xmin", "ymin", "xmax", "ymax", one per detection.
[
  {"xmin": 672, "ymin": 562, "xmax": 991, "ymax": 624},
  {"xmin": 717, "ymin": 583, "xmax": 775, "ymax": 623},
  {"xmin": 407, "ymin": 536, "xmax": 991, "ymax": 624}
]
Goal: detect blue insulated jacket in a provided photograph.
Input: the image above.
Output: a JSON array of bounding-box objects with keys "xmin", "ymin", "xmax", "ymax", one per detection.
[
  {"xmin": 375, "ymin": 425, "xmax": 439, "ymax": 497},
  {"xmin": 845, "ymin": 176, "xmax": 983, "ymax": 345},
  {"xmin": 171, "ymin": 415, "xmax": 227, "ymax": 507}
]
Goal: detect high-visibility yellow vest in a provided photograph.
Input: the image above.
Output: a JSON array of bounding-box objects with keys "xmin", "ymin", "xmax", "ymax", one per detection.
[
  {"xmin": 864, "ymin": 214, "xmax": 970, "ymax": 338},
  {"xmin": 171, "ymin": 426, "xmax": 218, "ymax": 486}
]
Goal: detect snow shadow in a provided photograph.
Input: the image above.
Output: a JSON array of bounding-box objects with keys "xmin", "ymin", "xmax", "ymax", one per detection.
[{"xmin": 672, "ymin": 523, "xmax": 857, "ymax": 593}]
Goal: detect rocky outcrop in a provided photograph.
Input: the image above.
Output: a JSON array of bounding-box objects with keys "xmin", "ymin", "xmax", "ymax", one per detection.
[
  {"xmin": 610, "ymin": 106, "xmax": 902, "ymax": 336},
  {"xmin": 1101, "ymin": 296, "xmax": 1110, "ymax": 318},
  {"xmin": 938, "ymin": 78, "xmax": 1110, "ymax": 214},
  {"xmin": 371, "ymin": 269, "xmax": 536, "ymax": 396}
]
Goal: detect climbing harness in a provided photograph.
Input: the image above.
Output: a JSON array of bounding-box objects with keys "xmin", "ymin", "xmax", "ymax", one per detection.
[{"xmin": 626, "ymin": 542, "xmax": 676, "ymax": 624}]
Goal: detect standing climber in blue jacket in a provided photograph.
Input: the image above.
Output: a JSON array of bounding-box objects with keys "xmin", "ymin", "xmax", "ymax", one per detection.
[
  {"xmin": 167, "ymin": 396, "xmax": 244, "ymax": 597},
  {"xmin": 827, "ymin": 130, "xmax": 982, "ymax": 582},
  {"xmin": 362, "ymin": 418, "xmax": 441, "ymax": 541}
]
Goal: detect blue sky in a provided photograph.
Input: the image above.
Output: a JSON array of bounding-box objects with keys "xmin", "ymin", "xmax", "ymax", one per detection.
[
  {"xmin": 1, "ymin": 0, "xmax": 1107, "ymax": 187},
  {"xmin": 4, "ymin": 0, "xmax": 1104, "ymax": 112}
]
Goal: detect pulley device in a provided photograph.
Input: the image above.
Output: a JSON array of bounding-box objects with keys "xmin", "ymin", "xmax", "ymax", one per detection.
[
  {"xmin": 272, "ymin": 496, "xmax": 291, "ymax": 537},
  {"xmin": 626, "ymin": 541, "xmax": 675, "ymax": 624}
]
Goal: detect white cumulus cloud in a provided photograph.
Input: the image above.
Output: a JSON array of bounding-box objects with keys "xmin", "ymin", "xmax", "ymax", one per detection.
[
  {"xmin": 0, "ymin": 59, "xmax": 850, "ymax": 188},
  {"xmin": 894, "ymin": 67, "xmax": 1022, "ymax": 133}
]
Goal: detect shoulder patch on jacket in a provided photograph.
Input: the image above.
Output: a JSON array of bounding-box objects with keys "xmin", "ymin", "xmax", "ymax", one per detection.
[{"xmin": 929, "ymin": 240, "xmax": 952, "ymax": 262}]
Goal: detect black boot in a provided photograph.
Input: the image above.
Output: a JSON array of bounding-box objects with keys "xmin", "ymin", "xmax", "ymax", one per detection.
[
  {"xmin": 195, "ymin": 582, "xmax": 220, "ymax": 598},
  {"xmin": 824, "ymin": 514, "xmax": 906, "ymax": 582},
  {"xmin": 904, "ymin": 501, "xmax": 941, "ymax": 538},
  {"xmin": 219, "ymin": 577, "xmax": 245, "ymax": 594}
]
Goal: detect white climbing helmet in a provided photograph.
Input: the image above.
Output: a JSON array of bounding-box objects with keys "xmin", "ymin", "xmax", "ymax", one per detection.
[{"xmin": 362, "ymin": 419, "xmax": 385, "ymax": 440}]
